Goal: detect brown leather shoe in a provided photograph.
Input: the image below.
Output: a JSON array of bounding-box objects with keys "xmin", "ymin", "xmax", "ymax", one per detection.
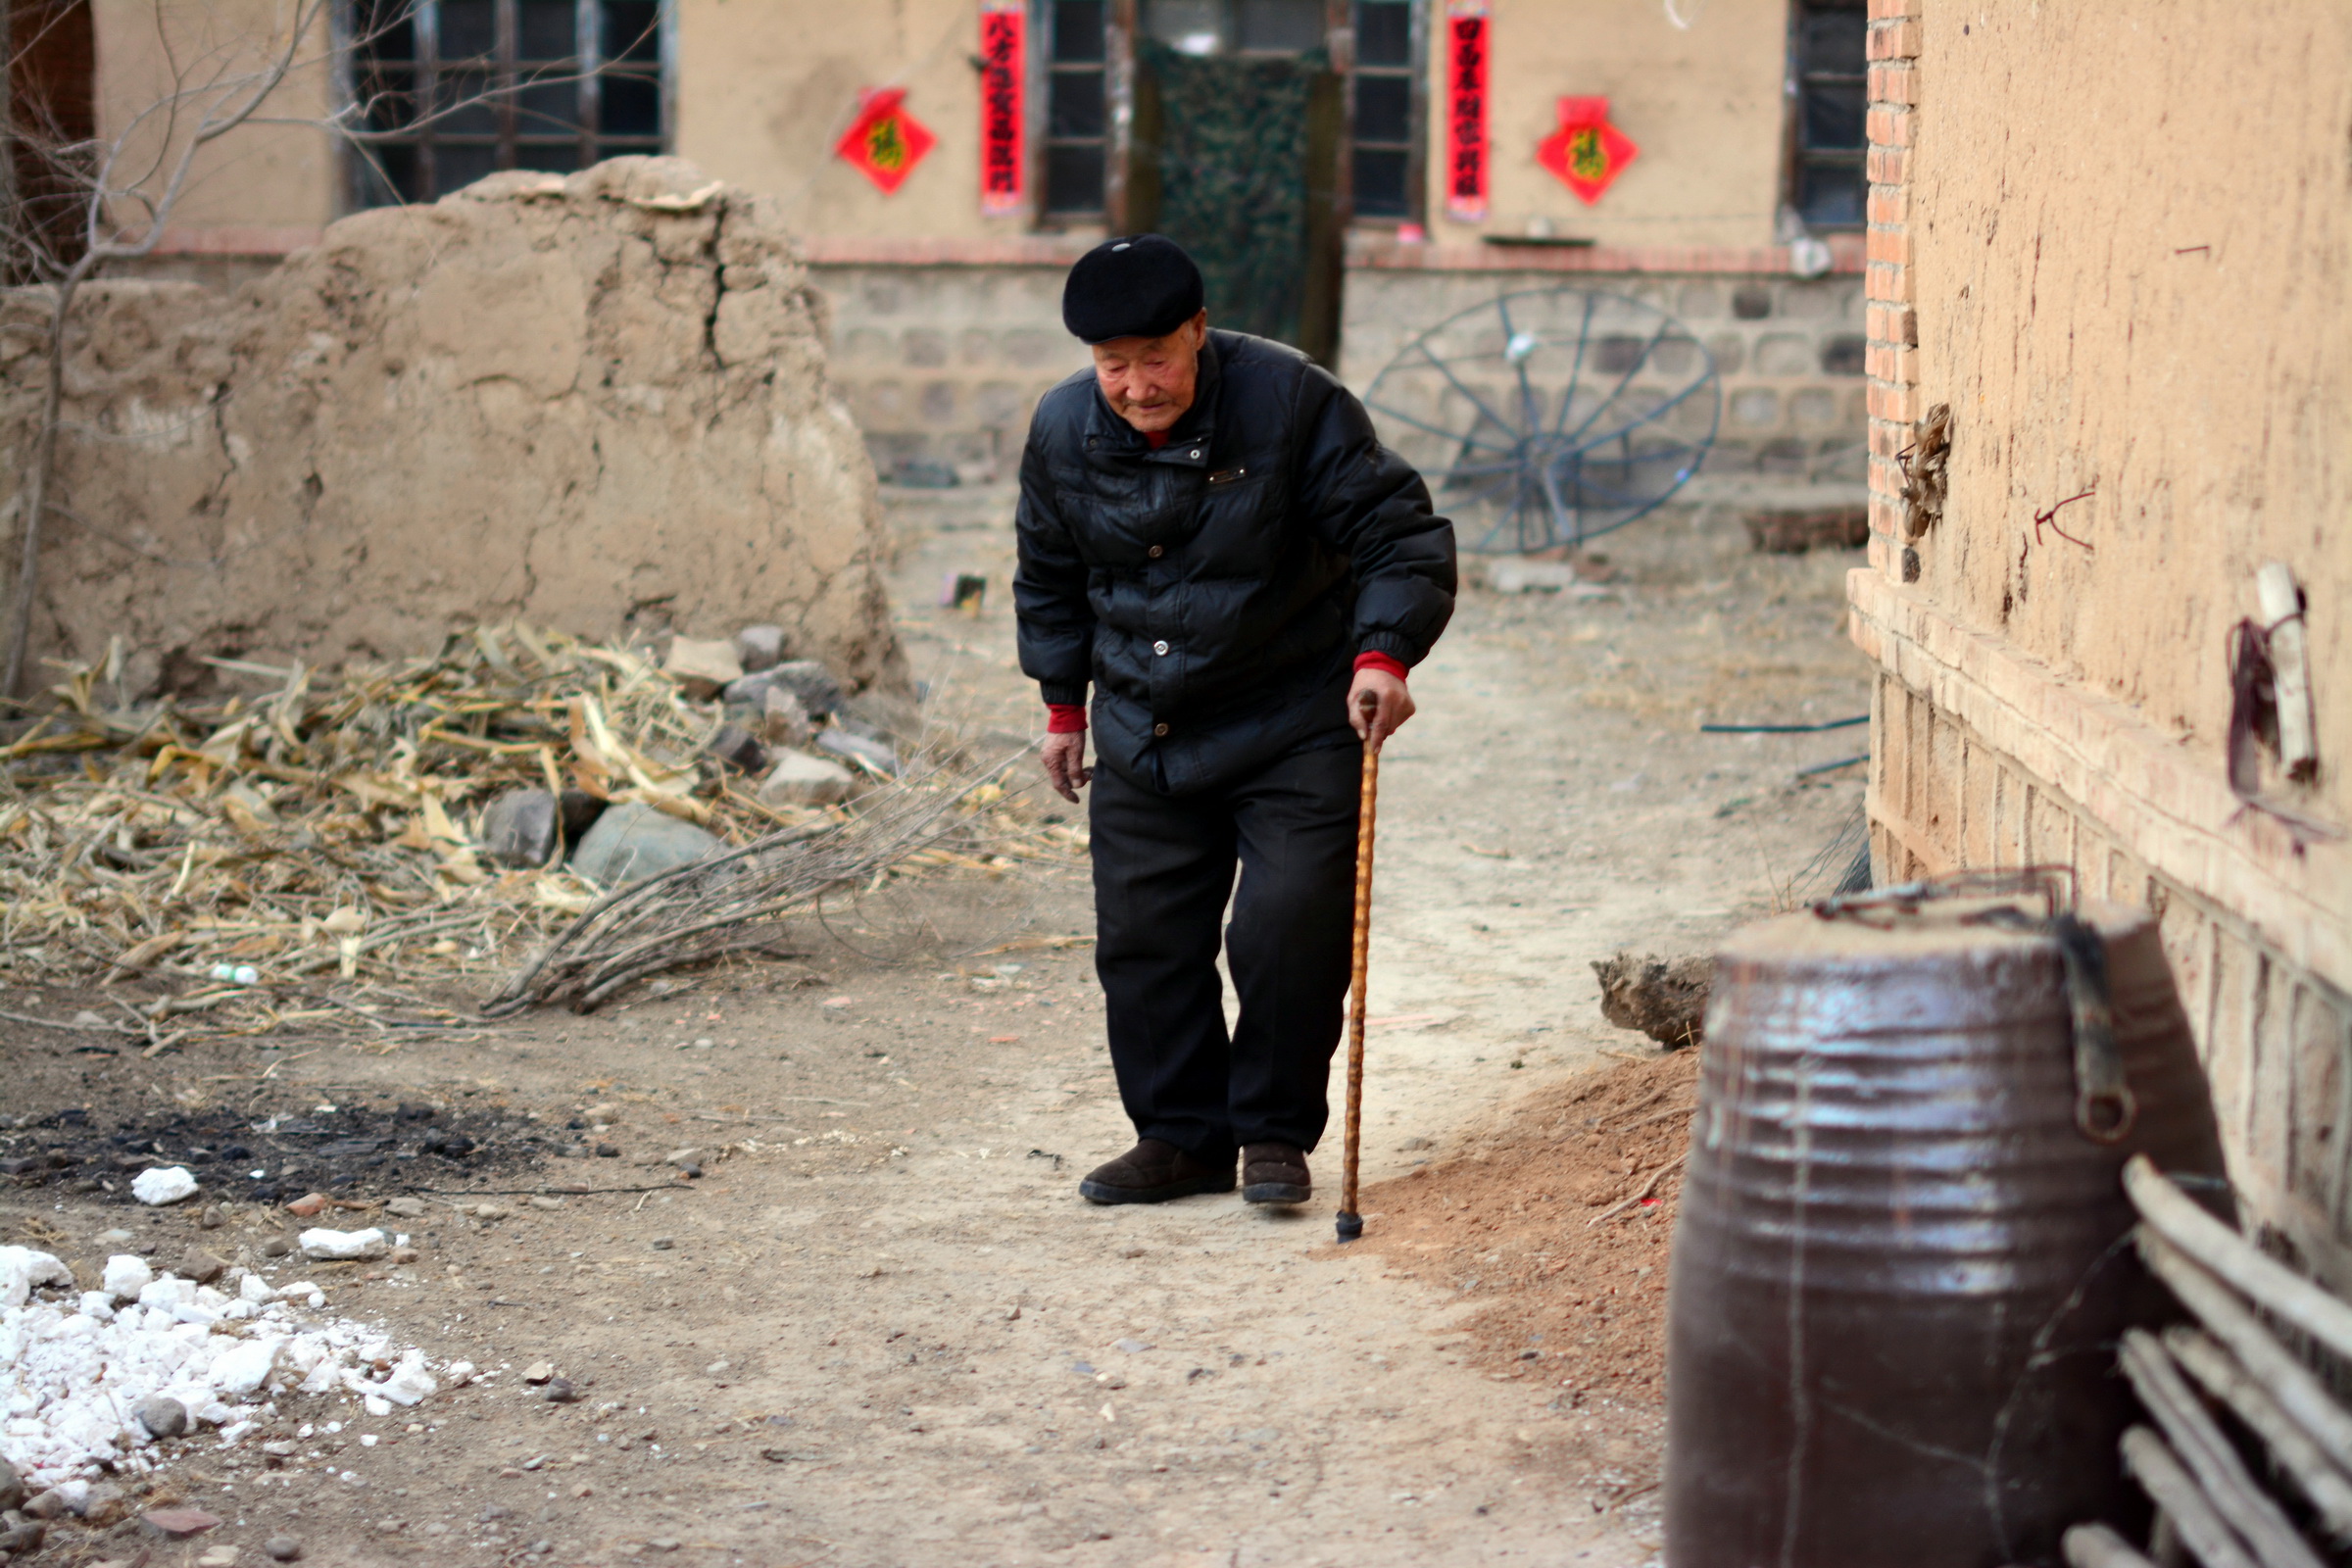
[
  {"xmin": 1242, "ymin": 1143, "xmax": 1311, "ymax": 1205},
  {"xmin": 1078, "ymin": 1139, "xmax": 1237, "ymax": 1205}
]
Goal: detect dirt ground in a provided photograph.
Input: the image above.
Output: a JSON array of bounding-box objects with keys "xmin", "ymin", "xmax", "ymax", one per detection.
[{"xmin": 0, "ymin": 487, "xmax": 1868, "ymax": 1568}]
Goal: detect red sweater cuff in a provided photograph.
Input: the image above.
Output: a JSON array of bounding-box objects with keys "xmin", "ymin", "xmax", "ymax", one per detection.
[
  {"xmin": 1046, "ymin": 703, "xmax": 1088, "ymax": 734},
  {"xmin": 1353, "ymin": 651, "xmax": 1409, "ymax": 682}
]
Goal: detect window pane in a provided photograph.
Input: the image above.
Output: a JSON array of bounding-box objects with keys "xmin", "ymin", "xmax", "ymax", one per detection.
[
  {"xmin": 1139, "ymin": 0, "xmax": 1217, "ymax": 53},
  {"xmin": 1353, "ymin": 146, "xmax": 1407, "ymax": 217},
  {"xmin": 437, "ymin": 70, "xmax": 499, "ymax": 135},
  {"xmin": 355, "ymin": 0, "xmax": 416, "ymax": 63},
  {"xmin": 518, "ymin": 77, "xmax": 583, "ymax": 133},
  {"xmin": 1237, "ymin": 0, "xmax": 1323, "ymax": 53},
  {"xmin": 1800, "ymin": 82, "xmax": 1863, "ymax": 150},
  {"xmin": 603, "ymin": 1, "xmax": 660, "ymax": 63},
  {"xmin": 1797, "ymin": 9, "xmax": 1867, "ymax": 73},
  {"xmin": 355, "ymin": 64, "xmax": 417, "ymax": 131},
  {"xmin": 1053, "ymin": 1, "xmax": 1106, "ymax": 63},
  {"xmin": 1354, "ymin": 73, "xmax": 1409, "ymax": 143},
  {"xmin": 519, "ymin": 0, "xmax": 575, "ymax": 60},
  {"xmin": 1045, "ymin": 142, "xmax": 1105, "ymax": 213},
  {"xmin": 601, "ymin": 70, "xmax": 662, "ymax": 136},
  {"xmin": 1355, "ymin": 1, "xmax": 1410, "ymax": 67},
  {"xmin": 436, "ymin": 143, "xmax": 501, "ymax": 195},
  {"xmin": 1796, "ymin": 162, "xmax": 1862, "ymax": 227},
  {"xmin": 354, "ymin": 142, "xmax": 417, "ymax": 206},
  {"xmin": 1049, "ymin": 70, "xmax": 1104, "ymax": 138},
  {"xmin": 438, "ymin": 0, "xmax": 497, "ymax": 61},
  {"xmin": 514, "ymin": 140, "xmax": 579, "ymax": 172}
]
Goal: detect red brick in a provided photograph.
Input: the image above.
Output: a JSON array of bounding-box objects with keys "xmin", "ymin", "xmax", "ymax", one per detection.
[
  {"xmin": 1866, "ymin": 342, "xmax": 1918, "ymax": 383},
  {"xmin": 1867, "ymin": 186, "xmax": 1909, "ymax": 226},
  {"xmin": 1870, "ymin": 492, "xmax": 1906, "ymax": 535},
  {"xmin": 1867, "ymin": 532, "xmax": 1891, "ymax": 573},
  {"xmin": 1866, "ymin": 260, "xmax": 1912, "ymax": 304},
  {"xmin": 1866, "ymin": 303, "xmax": 1918, "ymax": 346},
  {"xmin": 1867, "ymin": 107, "xmax": 1915, "ymax": 149},
  {"xmin": 1869, "ymin": 63, "xmax": 1919, "ymax": 106},
  {"xmin": 1868, "ymin": 0, "xmax": 1921, "ymax": 18},
  {"xmin": 1866, "ymin": 226, "xmax": 1914, "ymax": 266},
  {"xmin": 1869, "ymin": 19, "xmax": 1923, "ymax": 59},
  {"xmin": 1869, "ymin": 420, "xmax": 1910, "ymax": 459},
  {"xmin": 1867, "ymin": 146, "xmax": 1910, "ymax": 184},
  {"xmin": 1868, "ymin": 381, "xmax": 1918, "ymax": 422}
]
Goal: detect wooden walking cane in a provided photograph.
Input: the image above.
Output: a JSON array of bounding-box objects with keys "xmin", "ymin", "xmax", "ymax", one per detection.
[{"xmin": 1336, "ymin": 688, "xmax": 1384, "ymax": 1244}]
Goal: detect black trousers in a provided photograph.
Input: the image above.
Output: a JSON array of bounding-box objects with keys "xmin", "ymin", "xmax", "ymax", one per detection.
[{"xmin": 1089, "ymin": 743, "xmax": 1361, "ymax": 1160}]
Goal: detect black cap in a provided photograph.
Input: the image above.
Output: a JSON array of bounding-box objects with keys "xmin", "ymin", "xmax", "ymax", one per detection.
[{"xmin": 1061, "ymin": 234, "xmax": 1204, "ymax": 343}]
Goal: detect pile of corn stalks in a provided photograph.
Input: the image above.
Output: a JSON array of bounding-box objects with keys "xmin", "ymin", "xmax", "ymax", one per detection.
[{"xmin": 0, "ymin": 627, "xmax": 1057, "ymax": 1048}]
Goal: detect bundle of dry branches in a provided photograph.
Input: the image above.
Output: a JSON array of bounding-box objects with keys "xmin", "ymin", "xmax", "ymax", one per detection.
[{"xmin": 0, "ymin": 625, "xmax": 1065, "ymax": 1046}]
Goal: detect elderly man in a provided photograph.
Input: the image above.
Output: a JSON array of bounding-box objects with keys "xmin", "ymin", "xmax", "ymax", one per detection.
[{"xmin": 1014, "ymin": 234, "xmax": 1455, "ymax": 1209}]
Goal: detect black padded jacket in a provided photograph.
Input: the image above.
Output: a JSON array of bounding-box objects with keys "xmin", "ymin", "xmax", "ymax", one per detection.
[{"xmin": 1013, "ymin": 329, "xmax": 1457, "ymax": 796}]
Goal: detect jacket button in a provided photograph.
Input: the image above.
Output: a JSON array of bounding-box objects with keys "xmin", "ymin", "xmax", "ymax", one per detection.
[
  {"xmin": 1148, "ymin": 545, "xmax": 1164, "ymax": 559},
  {"xmin": 1152, "ymin": 640, "xmax": 1170, "ymax": 656},
  {"xmin": 1152, "ymin": 722, "xmax": 1171, "ymax": 737},
  {"xmin": 1189, "ymin": 449, "xmax": 1200, "ymax": 459}
]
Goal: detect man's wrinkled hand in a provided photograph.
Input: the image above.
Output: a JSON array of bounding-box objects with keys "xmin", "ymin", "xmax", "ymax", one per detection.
[
  {"xmin": 1041, "ymin": 730, "xmax": 1092, "ymax": 803},
  {"xmin": 1348, "ymin": 667, "xmax": 1414, "ymax": 749}
]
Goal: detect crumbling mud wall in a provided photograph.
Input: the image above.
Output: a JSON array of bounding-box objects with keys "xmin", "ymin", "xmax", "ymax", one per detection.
[{"xmin": 0, "ymin": 156, "xmax": 904, "ymax": 695}]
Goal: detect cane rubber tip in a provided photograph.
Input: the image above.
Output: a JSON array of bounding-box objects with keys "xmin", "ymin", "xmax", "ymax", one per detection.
[{"xmin": 1335, "ymin": 1211, "xmax": 1363, "ymax": 1243}]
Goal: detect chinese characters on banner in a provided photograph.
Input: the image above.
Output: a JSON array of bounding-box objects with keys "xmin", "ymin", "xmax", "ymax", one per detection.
[
  {"xmin": 834, "ymin": 86, "xmax": 937, "ymax": 194},
  {"xmin": 1443, "ymin": 0, "xmax": 1489, "ymax": 222},
  {"xmin": 1537, "ymin": 96, "xmax": 1639, "ymax": 204},
  {"xmin": 978, "ymin": 2, "xmax": 1025, "ymax": 216}
]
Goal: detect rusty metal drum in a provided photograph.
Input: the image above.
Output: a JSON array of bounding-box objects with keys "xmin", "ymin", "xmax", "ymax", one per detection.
[{"xmin": 1664, "ymin": 892, "xmax": 2227, "ymax": 1568}]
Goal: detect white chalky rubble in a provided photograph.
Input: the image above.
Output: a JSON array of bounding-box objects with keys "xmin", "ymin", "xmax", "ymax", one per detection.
[
  {"xmin": 130, "ymin": 1165, "xmax": 201, "ymax": 1205},
  {"xmin": 297, "ymin": 1226, "xmax": 388, "ymax": 1261},
  {"xmin": 0, "ymin": 1250, "xmax": 468, "ymax": 1488}
]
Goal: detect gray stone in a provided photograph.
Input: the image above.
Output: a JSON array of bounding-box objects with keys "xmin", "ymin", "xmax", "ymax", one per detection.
[
  {"xmin": 816, "ymin": 729, "xmax": 898, "ymax": 776},
  {"xmin": 265, "ymin": 1534, "xmax": 305, "ymax": 1561},
  {"xmin": 756, "ymin": 751, "xmax": 856, "ymax": 808},
  {"xmin": 480, "ymin": 789, "xmax": 557, "ymax": 868},
  {"xmin": 0, "ymin": 1454, "xmax": 20, "ymax": 1511},
  {"xmin": 705, "ymin": 723, "xmax": 768, "ymax": 775},
  {"xmin": 135, "ymin": 1395, "xmax": 190, "ymax": 1439},
  {"xmin": 178, "ymin": 1250, "xmax": 227, "ymax": 1284},
  {"xmin": 569, "ymin": 802, "xmax": 723, "ymax": 887},
  {"xmin": 756, "ymin": 686, "xmax": 811, "ymax": 747},
  {"xmin": 724, "ymin": 659, "xmax": 843, "ymax": 717},
  {"xmin": 0, "ymin": 1510, "xmax": 45, "ymax": 1554},
  {"xmin": 734, "ymin": 624, "xmax": 786, "ymax": 672},
  {"xmin": 1753, "ymin": 333, "xmax": 1815, "ymax": 376},
  {"xmin": 19, "ymin": 1489, "xmax": 66, "ymax": 1521},
  {"xmin": 198, "ymin": 1204, "xmax": 225, "ymax": 1229},
  {"xmin": 1592, "ymin": 952, "xmax": 1712, "ymax": 1048}
]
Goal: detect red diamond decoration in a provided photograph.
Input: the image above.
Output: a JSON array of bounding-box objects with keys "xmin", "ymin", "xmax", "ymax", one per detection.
[
  {"xmin": 835, "ymin": 87, "xmax": 936, "ymax": 195},
  {"xmin": 1537, "ymin": 96, "xmax": 1639, "ymax": 206}
]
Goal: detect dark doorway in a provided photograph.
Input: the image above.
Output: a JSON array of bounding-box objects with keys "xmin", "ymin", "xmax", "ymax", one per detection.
[
  {"xmin": 1124, "ymin": 1, "xmax": 1344, "ymax": 364},
  {"xmin": 8, "ymin": 0, "xmax": 96, "ymax": 275}
]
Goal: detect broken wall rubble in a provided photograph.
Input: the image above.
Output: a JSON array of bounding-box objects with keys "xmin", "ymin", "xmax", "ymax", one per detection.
[{"xmin": 0, "ymin": 157, "xmax": 903, "ymax": 695}]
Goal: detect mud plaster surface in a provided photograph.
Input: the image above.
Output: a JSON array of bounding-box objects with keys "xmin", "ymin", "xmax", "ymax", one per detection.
[
  {"xmin": 0, "ymin": 158, "xmax": 902, "ymax": 695},
  {"xmin": 0, "ymin": 496, "xmax": 1866, "ymax": 1565}
]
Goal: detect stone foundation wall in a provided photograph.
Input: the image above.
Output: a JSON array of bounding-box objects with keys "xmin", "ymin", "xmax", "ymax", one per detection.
[
  {"xmin": 807, "ymin": 251, "xmax": 1870, "ymax": 488},
  {"xmin": 1338, "ymin": 265, "xmax": 1869, "ymax": 486}
]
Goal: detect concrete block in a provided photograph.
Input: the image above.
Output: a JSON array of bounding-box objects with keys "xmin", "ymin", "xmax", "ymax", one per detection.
[
  {"xmin": 1730, "ymin": 388, "xmax": 1781, "ymax": 428},
  {"xmin": 1754, "ymin": 334, "xmax": 1815, "ymax": 375}
]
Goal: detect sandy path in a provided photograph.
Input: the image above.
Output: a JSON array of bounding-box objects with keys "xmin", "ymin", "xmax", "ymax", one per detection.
[{"xmin": 1, "ymin": 490, "xmax": 1866, "ymax": 1568}]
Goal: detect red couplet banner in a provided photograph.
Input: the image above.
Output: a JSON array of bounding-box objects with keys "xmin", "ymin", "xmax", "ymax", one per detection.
[
  {"xmin": 836, "ymin": 86, "xmax": 937, "ymax": 195},
  {"xmin": 1443, "ymin": 0, "xmax": 1490, "ymax": 222},
  {"xmin": 979, "ymin": 2, "xmax": 1025, "ymax": 216}
]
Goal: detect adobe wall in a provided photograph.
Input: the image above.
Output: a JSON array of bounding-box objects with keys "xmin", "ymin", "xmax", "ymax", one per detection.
[
  {"xmin": 1428, "ymin": 0, "xmax": 1788, "ymax": 250},
  {"xmin": 1853, "ymin": 2, "xmax": 2352, "ymax": 1248},
  {"xmin": 0, "ymin": 158, "xmax": 903, "ymax": 693}
]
